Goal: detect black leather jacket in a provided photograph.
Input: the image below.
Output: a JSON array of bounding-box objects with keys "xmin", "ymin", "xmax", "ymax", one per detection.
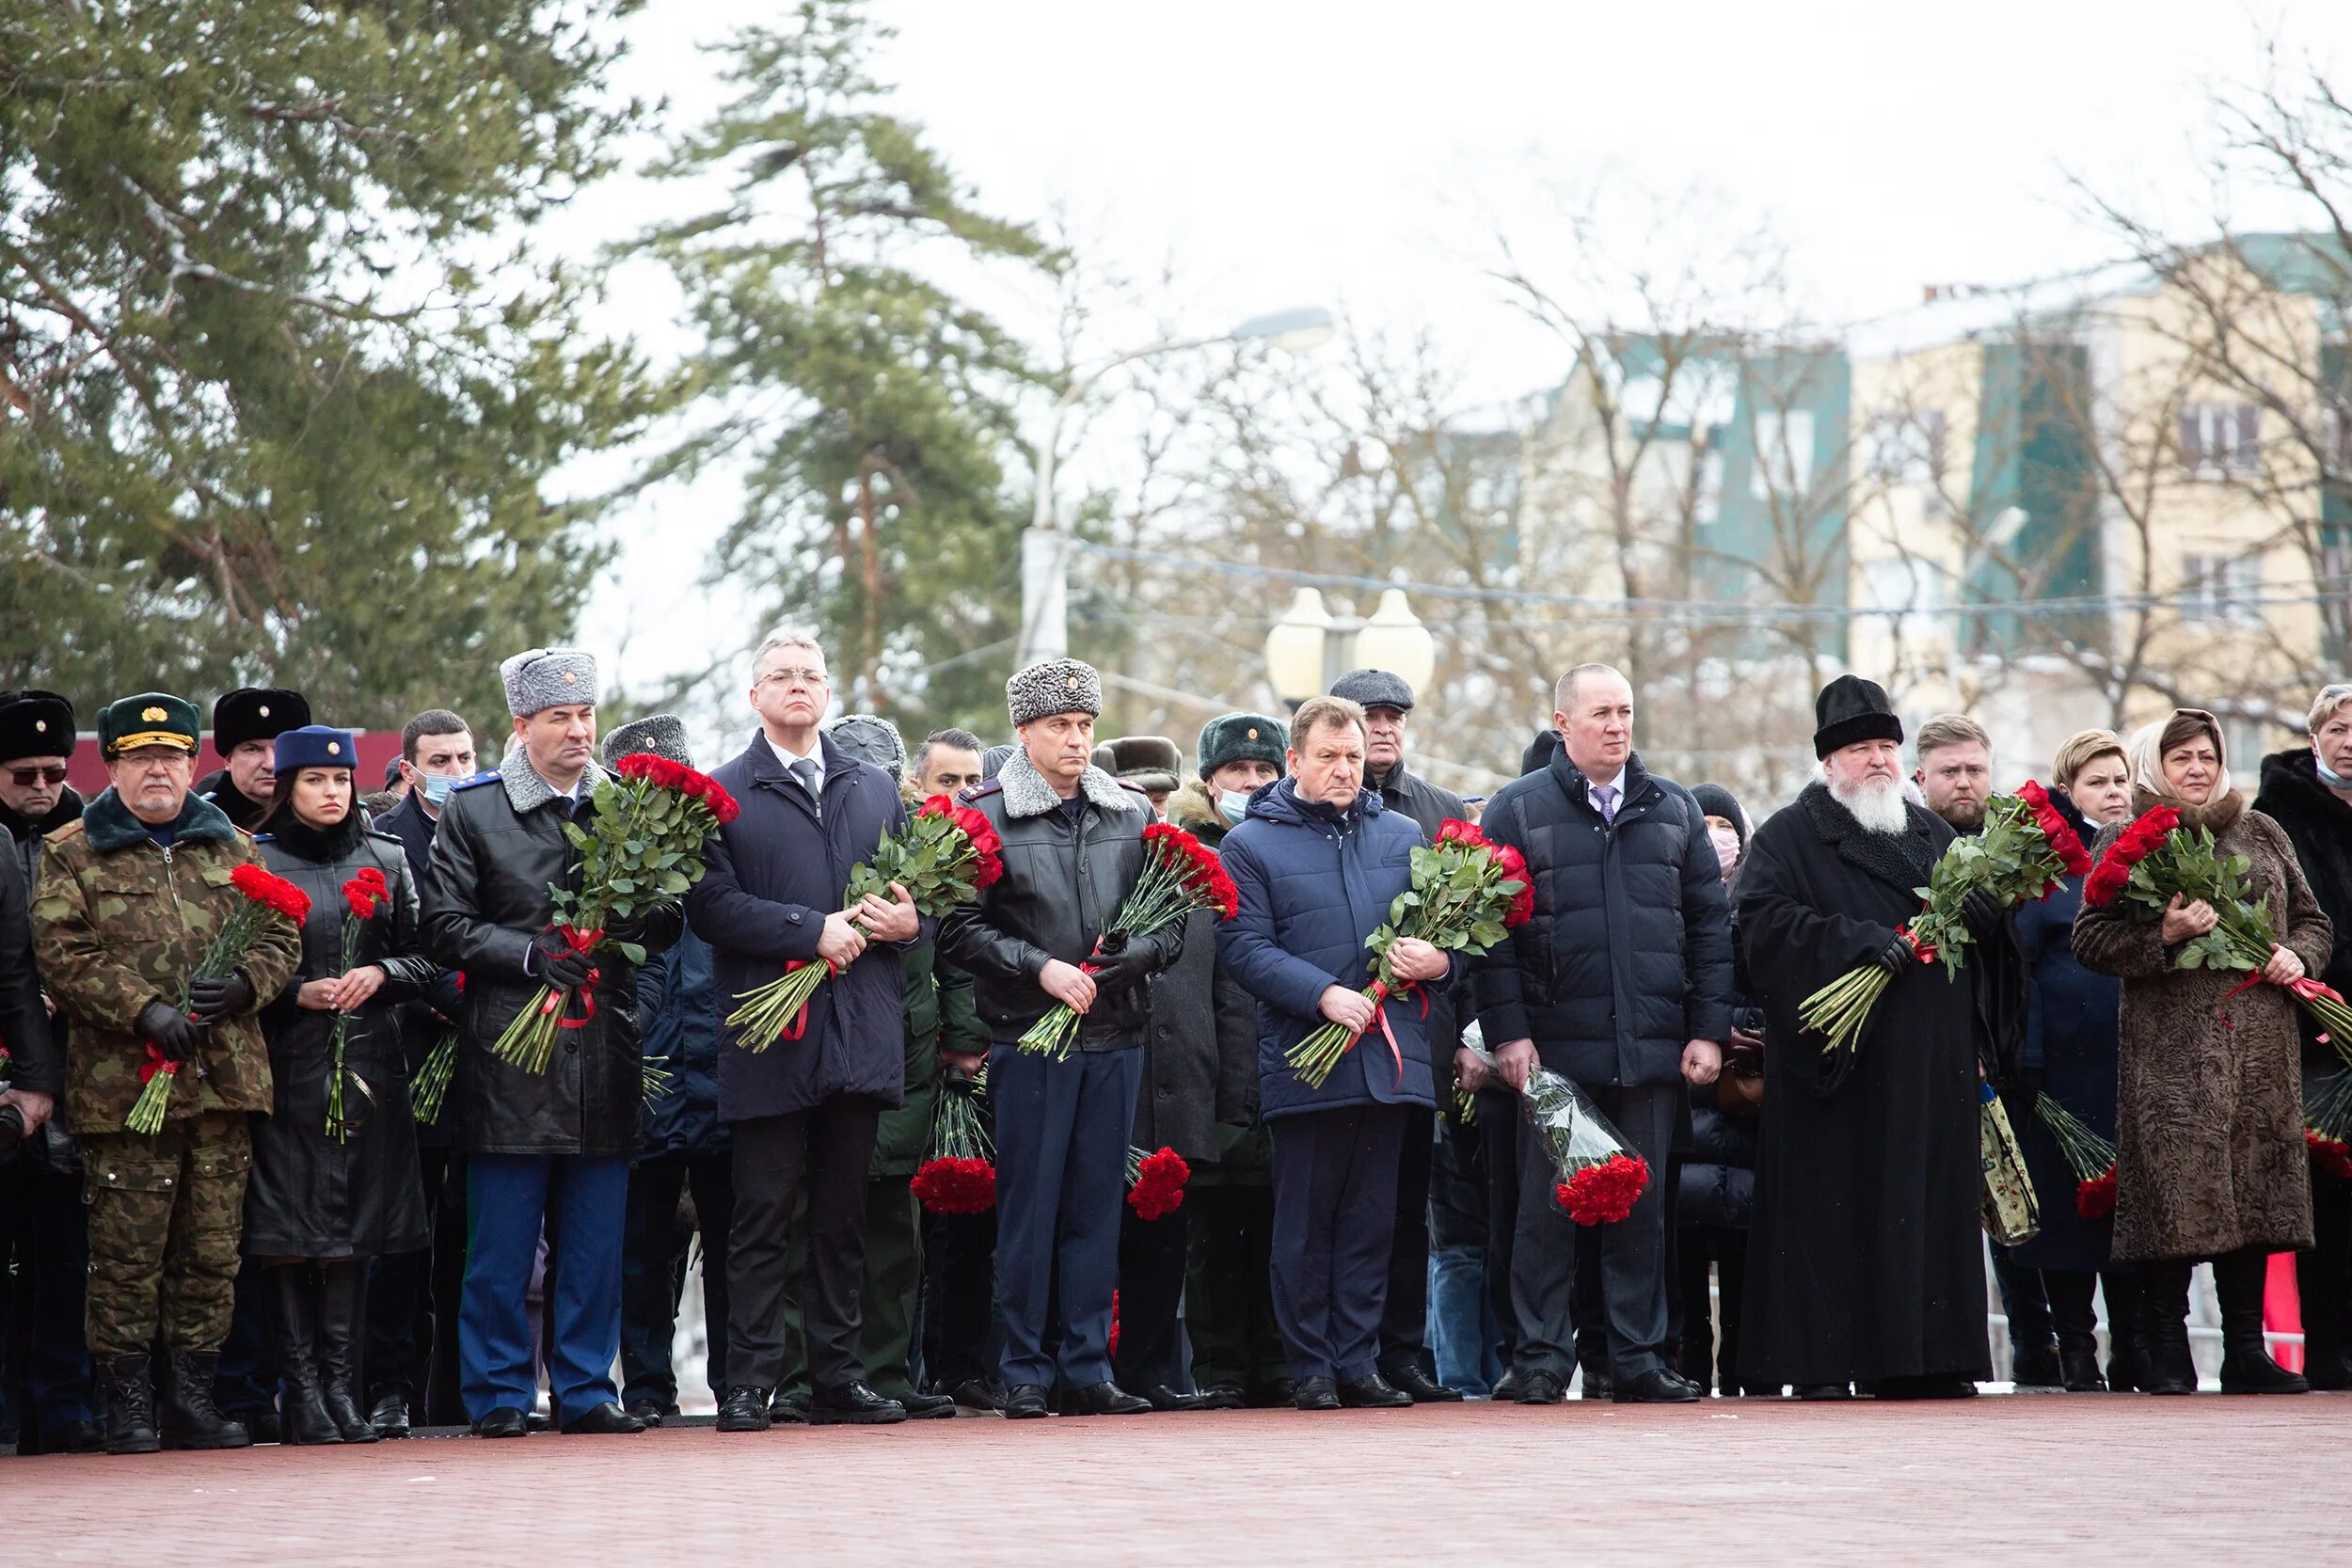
[{"xmin": 940, "ymin": 761, "xmax": 1186, "ymax": 1050}]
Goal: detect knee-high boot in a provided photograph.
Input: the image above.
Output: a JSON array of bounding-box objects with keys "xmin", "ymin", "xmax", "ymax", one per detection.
[
  {"xmin": 318, "ymin": 1260, "xmax": 380, "ymax": 1440},
  {"xmin": 2214, "ymin": 1247, "xmax": 2307, "ymax": 1395},
  {"xmin": 271, "ymin": 1263, "xmax": 342, "ymax": 1444}
]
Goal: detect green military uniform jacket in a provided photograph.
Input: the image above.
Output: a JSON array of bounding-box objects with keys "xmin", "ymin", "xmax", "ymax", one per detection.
[{"xmin": 31, "ymin": 787, "xmax": 304, "ymax": 1134}]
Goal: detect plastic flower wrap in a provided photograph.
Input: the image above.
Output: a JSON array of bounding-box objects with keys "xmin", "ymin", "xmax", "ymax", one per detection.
[{"xmin": 1521, "ymin": 1064, "xmax": 1649, "ymax": 1225}]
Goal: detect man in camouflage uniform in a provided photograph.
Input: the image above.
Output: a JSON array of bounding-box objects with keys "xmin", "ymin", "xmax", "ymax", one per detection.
[{"xmin": 29, "ymin": 693, "xmax": 303, "ymax": 1454}]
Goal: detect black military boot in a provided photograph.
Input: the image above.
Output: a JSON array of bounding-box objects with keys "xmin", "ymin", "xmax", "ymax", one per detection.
[
  {"xmin": 159, "ymin": 1350, "xmax": 253, "ymax": 1449},
  {"xmin": 317, "ymin": 1262, "xmax": 379, "ymax": 1442},
  {"xmin": 2215, "ymin": 1249, "xmax": 2309, "ymax": 1395},
  {"xmin": 270, "ymin": 1264, "xmax": 342, "ymax": 1445},
  {"xmin": 104, "ymin": 1354, "xmax": 162, "ymax": 1455}
]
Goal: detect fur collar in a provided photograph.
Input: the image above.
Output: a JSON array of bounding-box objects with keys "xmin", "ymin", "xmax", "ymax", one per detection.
[
  {"xmin": 500, "ymin": 746, "xmax": 609, "ymax": 815},
  {"xmin": 1168, "ymin": 779, "xmax": 1227, "ymax": 841},
  {"xmin": 1797, "ymin": 779, "xmax": 1939, "ymax": 895},
  {"xmin": 263, "ymin": 806, "xmax": 370, "ymax": 864},
  {"xmin": 80, "ymin": 786, "xmax": 239, "ymax": 855},
  {"xmin": 995, "ymin": 746, "xmax": 1140, "ymax": 820},
  {"xmin": 2133, "ymin": 784, "xmax": 2246, "ymax": 836}
]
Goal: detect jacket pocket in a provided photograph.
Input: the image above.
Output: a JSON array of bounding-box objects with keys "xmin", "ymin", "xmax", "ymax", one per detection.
[{"xmin": 85, "ymin": 1152, "xmax": 182, "ymax": 1202}]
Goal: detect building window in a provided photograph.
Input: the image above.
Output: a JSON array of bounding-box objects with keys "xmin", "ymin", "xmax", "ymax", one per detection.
[
  {"xmin": 2178, "ymin": 403, "xmax": 2261, "ymax": 480},
  {"xmin": 1863, "ymin": 556, "xmax": 1946, "ymax": 645},
  {"xmin": 2177, "ymin": 552, "xmax": 2265, "ymax": 626},
  {"xmin": 1866, "ymin": 409, "xmax": 1947, "ymax": 487},
  {"xmin": 1693, "ymin": 450, "xmax": 1724, "ymax": 526},
  {"xmin": 1751, "ymin": 409, "xmax": 1816, "ymax": 500}
]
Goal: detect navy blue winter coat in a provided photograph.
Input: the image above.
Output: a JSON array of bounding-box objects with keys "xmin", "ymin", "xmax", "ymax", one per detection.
[
  {"xmin": 1216, "ymin": 780, "xmax": 1446, "ymax": 1121},
  {"xmin": 1470, "ymin": 751, "xmax": 1734, "ymax": 1087},
  {"xmin": 635, "ymin": 924, "xmax": 727, "ymax": 1156},
  {"xmin": 684, "ymin": 732, "xmax": 926, "ymax": 1123},
  {"xmin": 2010, "ymin": 863, "xmax": 2121, "ymax": 1272}
]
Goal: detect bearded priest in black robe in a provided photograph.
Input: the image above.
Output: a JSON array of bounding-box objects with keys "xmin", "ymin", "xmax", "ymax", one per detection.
[{"xmin": 1734, "ymin": 676, "xmax": 1994, "ymax": 1400}]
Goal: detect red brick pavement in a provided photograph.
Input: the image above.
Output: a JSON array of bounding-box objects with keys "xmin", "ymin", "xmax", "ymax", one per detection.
[{"xmin": 12, "ymin": 1397, "xmax": 2344, "ymax": 1566}]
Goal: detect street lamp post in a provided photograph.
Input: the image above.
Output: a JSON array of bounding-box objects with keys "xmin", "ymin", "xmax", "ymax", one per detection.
[
  {"xmin": 1262, "ymin": 585, "xmax": 1435, "ymax": 708},
  {"xmin": 1016, "ymin": 308, "xmax": 1336, "ymax": 671}
]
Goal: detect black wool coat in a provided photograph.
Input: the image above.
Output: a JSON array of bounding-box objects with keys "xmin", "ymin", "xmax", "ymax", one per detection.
[
  {"xmin": 684, "ymin": 732, "xmax": 922, "ymax": 1123},
  {"xmin": 2254, "ymin": 749, "xmax": 2352, "ymax": 1078}
]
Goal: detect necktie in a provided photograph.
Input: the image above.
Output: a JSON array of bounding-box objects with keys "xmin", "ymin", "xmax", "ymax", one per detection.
[
  {"xmin": 1594, "ymin": 784, "xmax": 1618, "ymax": 824},
  {"xmin": 791, "ymin": 756, "xmax": 821, "ymax": 816}
]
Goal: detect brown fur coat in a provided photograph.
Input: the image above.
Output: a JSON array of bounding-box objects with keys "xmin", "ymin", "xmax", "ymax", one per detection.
[{"xmin": 2072, "ymin": 789, "xmax": 2332, "ymax": 1260}]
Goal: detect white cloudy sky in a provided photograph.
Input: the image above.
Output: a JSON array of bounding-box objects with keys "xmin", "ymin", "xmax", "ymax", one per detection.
[{"xmin": 568, "ymin": 0, "xmax": 2345, "ymax": 718}]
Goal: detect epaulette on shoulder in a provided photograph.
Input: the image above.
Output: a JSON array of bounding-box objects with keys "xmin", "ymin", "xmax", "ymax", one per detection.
[
  {"xmin": 251, "ymin": 832, "xmax": 276, "ymax": 844},
  {"xmin": 368, "ymin": 829, "xmax": 403, "ymax": 846},
  {"xmin": 453, "ymin": 769, "xmax": 502, "ymax": 792},
  {"xmin": 1117, "ymin": 779, "xmax": 1152, "ymax": 798},
  {"xmin": 961, "ymin": 780, "xmax": 1003, "ymax": 802},
  {"xmin": 44, "ymin": 818, "xmax": 87, "ymax": 846}
]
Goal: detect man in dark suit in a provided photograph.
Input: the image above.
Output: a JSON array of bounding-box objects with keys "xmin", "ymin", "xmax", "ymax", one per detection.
[{"xmin": 685, "ymin": 635, "xmax": 923, "ymax": 1432}]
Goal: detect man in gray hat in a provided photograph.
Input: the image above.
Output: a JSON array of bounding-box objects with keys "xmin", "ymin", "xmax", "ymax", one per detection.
[
  {"xmin": 1323, "ymin": 668, "xmax": 1467, "ymax": 1403},
  {"xmin": 942, "ymin": 658, "xmax": 1186, "ymax": 1418},
  {"xmin": 423, "ymin": 647, "xmax": 682, "ymax": 1438}
]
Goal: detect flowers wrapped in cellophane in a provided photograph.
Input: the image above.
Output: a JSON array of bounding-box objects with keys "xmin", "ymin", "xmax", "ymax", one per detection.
[{"xmin": 1522, "ymin": 1064, "xmax": 1649, "ymax": 1225}]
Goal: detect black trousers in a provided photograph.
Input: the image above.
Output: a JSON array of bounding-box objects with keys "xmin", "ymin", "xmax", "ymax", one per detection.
[
  {"xmin": 1674, "ymin": 1227, "xmax": 1748, "ymax": 1394},
  {"xmin": 921, "ymin": 1206, "xmax": 998, "ymax": 1390},
  {"xmin": 1114, "ymin": 1203, "xmax": 1189, "ymax": 1392},
  {"xmin": 365, "ymin": 1148, "xmax": 466, "ymax": 1423},
  {"xmin": 1378, "ymin": 1105, "xmax": 1436, "ymax": 1374},
  {"xmin": 619, "ymin": 1148, "xmax": 734, "ymax": 1405},
  {"xmin": 1511, "ymin": 1079, "xmax": 1677, "ymax": 1382},
  {"xmin": 0, "ymin": 1159, "xmax": 93, "ymax": 1446},
  {"xmin": 1184, "ymin": 1180, "xmax": 1285, "ymax": 1394},
  {"xmin": 1475, "ymin": 1088, "xmax": 1521, "ymax": 1368},
  {"xmin": 726, "ymin": 1097, "xmax": 882, "ymax": 1392},
  {"xmin": 2299, "ymin": 1172, "xmax": 2352, "ymax": 1380}
]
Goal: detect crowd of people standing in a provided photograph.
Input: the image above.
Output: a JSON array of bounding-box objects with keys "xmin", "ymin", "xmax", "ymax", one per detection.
[{"xmin": 2, "ymin": 645, "xmax": 2348, "ymax": 1456}]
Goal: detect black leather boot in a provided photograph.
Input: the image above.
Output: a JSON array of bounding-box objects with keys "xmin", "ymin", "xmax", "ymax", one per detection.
[
  {"xmin": 2215, "ymin": 1249, "xmax": 2308, "ymax": 1394},
  {"xmin": 104, "ymin": 1354, "xmax": 162, "ymax": 1455},
  {"xmin": 2137, "ymin": 1262, "xmax": 2198, "ymax": 1395},
  {"xmin": 317, "ymin": 1262, "xmax": 379, "ymax": 1441},
  {"xmin": 158, "ymin": 1351, "xmax": 253, "ymax": 1449},
  {"xmin": 271, "ymin": 1264, "xmax": 341, "ymax": 1445}
]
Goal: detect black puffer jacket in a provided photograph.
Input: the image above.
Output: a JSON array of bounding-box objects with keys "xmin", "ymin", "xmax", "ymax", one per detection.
[
  {"xmin": 247, "ymin": 814, "xmax": 435, "ymax": 1257},
  {"xmin": 939, "ymin": 750, "xmax": 1185, "ymax": 1049},
  {"xmin": 2255, "ymin": 747, "xmax": 2352, "ymax": 1076},
  {"xmin": 1471, "ymin": 751, "xmax": 1735, "ymax": 1086},
  {"xmin": 421, "ymin": 751, "xmax": 682, "ymax": 1157}
]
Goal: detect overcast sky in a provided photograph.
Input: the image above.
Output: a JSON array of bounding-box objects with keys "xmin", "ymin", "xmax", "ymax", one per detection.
[{"xmin": 572, "ymin": 0, "xmax": 2344, "ymax": 721}]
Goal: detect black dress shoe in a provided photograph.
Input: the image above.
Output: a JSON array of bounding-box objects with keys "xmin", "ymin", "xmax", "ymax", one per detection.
[
  {"xmin": 1248, "ymin": 1377, "xmax": 1297, "ymax": 1409},
  {"xmin": 1140, "ymin": 1384, "xmax": 1209, "ymax": 1412},
  {"xmin": 1487, "ymin": 1368, "xmax": 1523, "ymax": 1402},
  {"xmin": 368, "ymin": 1391, "xmax": 412, "ymax": 1439},
  {"xmin": 1002, "ymin": 1384, "xmax": 1050, "ymax": 1419},
  {"xmin": 1292, "ymin": 1376, "xmax": 1340, "ymax": 1411},
  {"xmin": 1380, "ymin": 1363, "xmax": 1464, "ymax": 1402},
  {"xmin": 1058, "ymin": 1381, "xmax": 1152, "ymax": 1416},
  {"xmin": 1796, "ymin": 1383, "xmax": 1853, "ymax": 1402},
  {"xmin": 949, "ymin": 1377, "xmax": 1006, "ymax": 1412},
  {"xmin": 1615, "ymin": 1368, "xmax": 1703, "ymax": 1404},
  {"xmin": 1195, "ymin": 1382, "xmax": 1246, "ymax": 1411},
  {"xmin": 47, "ymin": 1417, "xmax": 105, "ymax": 1454},
  {"xmin": 625, "ymin": 1397, "xmax": 677, "ymax": 1428},
  {"xmin": 716, "ymin": 1386, "xmax": 772, "ymax": 1433},
  {"xmin": 1514, "ymin": 1370, "xmax": 1566, "ymax": 1405},
  {"xmin": 1867, "ymin": 1374, "xmax": 1979, "ymax": 1400},
  {"xmin": 2010, "ymin": 1343, "xmax": 2065, "ymax": 1390},
  {"xmin": 470, "ymin": 1406, "xmax": 530, "ymax": 1438},
  {"xmin": 1575, "ymin": 1366, "xmax": 1613, "ymax": 1401},
  {"xmin": 769, "ymin": 1389, "xmax": 811, "ymax": 1423},
  {"xmin": 810, "ymin": 1382, "xmax": 907, "ymax": 1425},
  {"xmin": 898, "ymin": 1389, "xmax": 957, "ymax": 1418},
  {"xmin": 1338, "ymin": 1374, "xmax": 1412, "ymax": 1409},
  {"xmin": 560, "ymin": 1401, "xmax": 646, "ymax": 1434}
]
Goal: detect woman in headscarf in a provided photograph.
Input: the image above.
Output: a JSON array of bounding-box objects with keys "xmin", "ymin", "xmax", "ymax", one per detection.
[{"xmin": 2073, "ymin": 709, "xmax": 2332, "ymax": 1395}]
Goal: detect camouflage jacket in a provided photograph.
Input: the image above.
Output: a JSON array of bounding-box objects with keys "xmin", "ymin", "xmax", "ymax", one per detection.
[{"xmin": 31, "ymin": 787, "xmax": 303, "ymax": 1133}]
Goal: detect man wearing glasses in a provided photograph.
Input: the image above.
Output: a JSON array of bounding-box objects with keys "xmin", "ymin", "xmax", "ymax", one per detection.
[{"xmin": 0, "ymin": 691, "xmax": 81, "ymax": 882}]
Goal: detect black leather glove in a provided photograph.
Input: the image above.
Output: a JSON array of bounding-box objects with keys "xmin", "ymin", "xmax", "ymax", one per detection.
[
  {"xmin": 188, "ymin": 972, "xmax": 254, "ymax": 1025},
  {"xmin": 530, "ymin": 928, "xmax": 596, "ymax": 990},
  {"xmin": 136, "ymin": 999, "xmax": 204, "ymax": 1062},
  {"xmin": 1088, "ymin": 933, "xmax": 1156, "ymax": 996},
  {"xmin": 1960, "ymin": 889, "xmax": 2005, "ymax": 941},
  {"xmin": 1873, "ymin": 932, "xmax": 1915, "ymax": 977},
  {"xmin": 605, "ymin": 909, "xmax": 651, "ymax": 944}
]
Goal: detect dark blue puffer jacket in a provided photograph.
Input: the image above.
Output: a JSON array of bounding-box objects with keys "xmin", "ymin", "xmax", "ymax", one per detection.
[
  {"xmin": 636, "ymin": 924, "xmax": 727, "ymax": 1156},
  {"xmin": 1470, "ymin": 751, "xmax": 1734, "ymax": 1087},
  {"xmin": 1216, "ymin": 780, "xmax": 1445, "ymax": 1120}
]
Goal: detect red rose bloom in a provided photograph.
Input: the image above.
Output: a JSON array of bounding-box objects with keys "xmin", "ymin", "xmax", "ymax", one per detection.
[{"xmin": 2308, "ymin": 1130, "xmax": 2352, "ymax": 1182}]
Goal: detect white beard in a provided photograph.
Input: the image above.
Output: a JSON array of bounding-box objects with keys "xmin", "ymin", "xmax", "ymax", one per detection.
[{"xmin": 1828, "ymin": 771, "xmax": 1910, "ymax": 835}]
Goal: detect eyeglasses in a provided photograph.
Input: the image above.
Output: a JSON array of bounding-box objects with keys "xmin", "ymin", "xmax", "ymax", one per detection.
[
  {"xmin": 8, "ymin": 766, "xmax": 68, "ymax": 786},
  {"xmin": 757, "ymin": 668, "xmax": 830, "ymax": 688}
]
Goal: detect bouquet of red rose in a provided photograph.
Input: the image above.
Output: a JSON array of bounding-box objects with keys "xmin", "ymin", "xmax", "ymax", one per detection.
[
  {"xmin": 2033, "ymin": 1092, "xmax": 2118, "ymax": 1219},
  {"xmin": 1017, "ymin": 823, "xmax": 1237, "ymax": 1060},
  {"xmin": 128, "ymin": 863, "xmax": 310, "ymax": 1135},
  {"xmin": 1801, "ymin": 781, "xmax": 2091, "ymax": 1058},
  {"xmin": 1522, "ymin": 1064, "xmax": 1649, "ymax": 1224},
  {"xmin": 492, "ymin": 753, "xmax": 739, "ymax": 1074},
  {"xmin": 324, "ymin": 867, "xmax": 391, "ymax": 1141},
  {"xmin": 2082, "ymin": 804, "xmax": 2352, "ymax": 1058},
  {"xmin": 1125, "ymin": 1145, "xmax": 1190, "ymax": 1221},
  {"xmin": 2306, "ymin": 1071, "xmax": 2352, "ymax": 1181},
  {"xmin": 912, "ymin": 1067, "xmax": 996, "ymax": 1214},
  {"xmin": 729, "ymin": 794, "xmax": 1002, "ymax": 1053},
  {"xmin": 1287, "ymin": 818, "xmax": 1531, "ymax": 1090}
]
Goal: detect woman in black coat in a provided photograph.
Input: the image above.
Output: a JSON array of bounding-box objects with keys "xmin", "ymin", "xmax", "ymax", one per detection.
[{"xmin": 249, "ymin": 726, "xmax": 435, "ymax": 1444}]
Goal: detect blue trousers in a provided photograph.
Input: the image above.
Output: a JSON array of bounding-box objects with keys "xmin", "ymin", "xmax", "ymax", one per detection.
[
  {"xmin": 461, "ymin": 1154, "xmax": 628, "ymax": 1422},
  {"xmin": 992, "ymin": 1043, "xmax": 1139, "ymax": 1391},
  {"xmin": 1270, "ymin": 1103, "xmax": 1407, "ymax": 1383}
]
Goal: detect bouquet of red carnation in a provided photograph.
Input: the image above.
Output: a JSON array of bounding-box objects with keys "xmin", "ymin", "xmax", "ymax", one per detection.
[
  {"xmin": 324, "ymin": 867, "xmax": 391, "ymax": 1140},
  {"xmin": 1522, "ymin": 1064, "xmax": 1649, "ymax": 1225},
  {"xmin": 492, "ymin": 752, "xmax": 739, "ymax": 1074},
  {"xmin": 2082, "ymin": 804, "xmax": 2352, "ymax": 1057},
  {"xmin": 1017, "ymin": 822, "xmax": 1237, "ymax": 1060},
  {"xmin": 1288, "ymin": 818, "xmax": 1531, "ymax": 1090},
  {"xmin": 128, "ymin": 863, "xmax": 310, "ymax": 1135},
  {"xmin": 2033, "ymin": 1092, "xmax": 2119, "ymax": 1219},
  {"xmin": 912, "ymin": 1068, "xmax": 996, "ymax": 1214},
  {"xmin": 1125, "ymin": 1145, "xmax": 1190, "ymax": 1221},
  {"xmin": 729, "ymin": 794, "xmax": 1003, "ymax": 1052},
  {"xmin": 1802, "ymin": 781, "xmax": 2092, "ymax": 1058},
  {"xmin": 2307, "ymin": 1072, "xmax": 2352, "ymax": 1181},
  {"xmin": 410, "ymin": 973, "xmax": 462, "ymax": 1125}
]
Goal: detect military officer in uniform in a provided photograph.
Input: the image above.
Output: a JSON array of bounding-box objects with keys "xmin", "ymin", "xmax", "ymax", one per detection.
[
  {"xmin": 30, "ymin": 694, "xmax": 304, "ymax": 1454},
  {"xmin": 198, "ymin": 688, "xmax": 311, "ymax": 832}
]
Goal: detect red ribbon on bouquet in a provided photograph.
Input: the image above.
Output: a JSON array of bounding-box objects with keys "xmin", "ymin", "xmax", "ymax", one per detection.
[
  {"xmin": 776, "ymin": 957, "xmax": 843, "ymax": 1040},
  {"xmin": 1899, "ymin": 923, "xmax": 1937, "ymax": 967},
  {"xmin": 539, "ymin": 927, "xmax": 604, "ymax": 1031},
  {"xmin": 2217, "ymin": 970, "xmax": 2343, "ymax": 1036},
  {"xmin": 138, "ymin": 1041, "xmax": 176, "ymax": 1085},
  {"xmin": 1359, "ymin": 979, "xmax": 1430, "ymax": 1091}
]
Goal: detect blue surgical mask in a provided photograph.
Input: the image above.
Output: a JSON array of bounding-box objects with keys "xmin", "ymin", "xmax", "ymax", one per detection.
[
  {"xmin": 1219, "ymin": 789, "xmax": 1251, "ymax": 826},
  {"xmin": 2319, "ymin": 757, "xmax": 2352, "ymax": 791},
  {"xmin": 419, "ymin": 771, "xmax": 457, "ymax": 807}
]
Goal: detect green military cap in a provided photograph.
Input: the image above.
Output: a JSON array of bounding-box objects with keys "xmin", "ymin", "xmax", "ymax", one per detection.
[
  {"xmin": 98, "ymin": 692, "xmax": 202, "ymax": 757},
  {"xmin": 1197, "ymin": 711, "xmax": 1289, "ymax": 780}
]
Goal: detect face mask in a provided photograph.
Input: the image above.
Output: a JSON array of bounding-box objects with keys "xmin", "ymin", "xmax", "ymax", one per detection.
[
  {"xmin": 1219, "ymin": 789, "xmax": 1252, "ymax": 826},
  {"xmin": 419, "ymin": 771, "xmax": 457, "ymax": 807},
  {"xmin": 2319, "ymin": 757, "xmax": 2352, "ymax": 791},
  {"xmin": 1708, "ymin": 824, "xmax": 1741, "ymax": 876}
]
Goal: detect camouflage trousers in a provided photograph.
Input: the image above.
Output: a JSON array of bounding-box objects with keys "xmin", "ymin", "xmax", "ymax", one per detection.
[{"xmin": 80, "ymin": 1111, "xmax": 252, "ymax": 1358}]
